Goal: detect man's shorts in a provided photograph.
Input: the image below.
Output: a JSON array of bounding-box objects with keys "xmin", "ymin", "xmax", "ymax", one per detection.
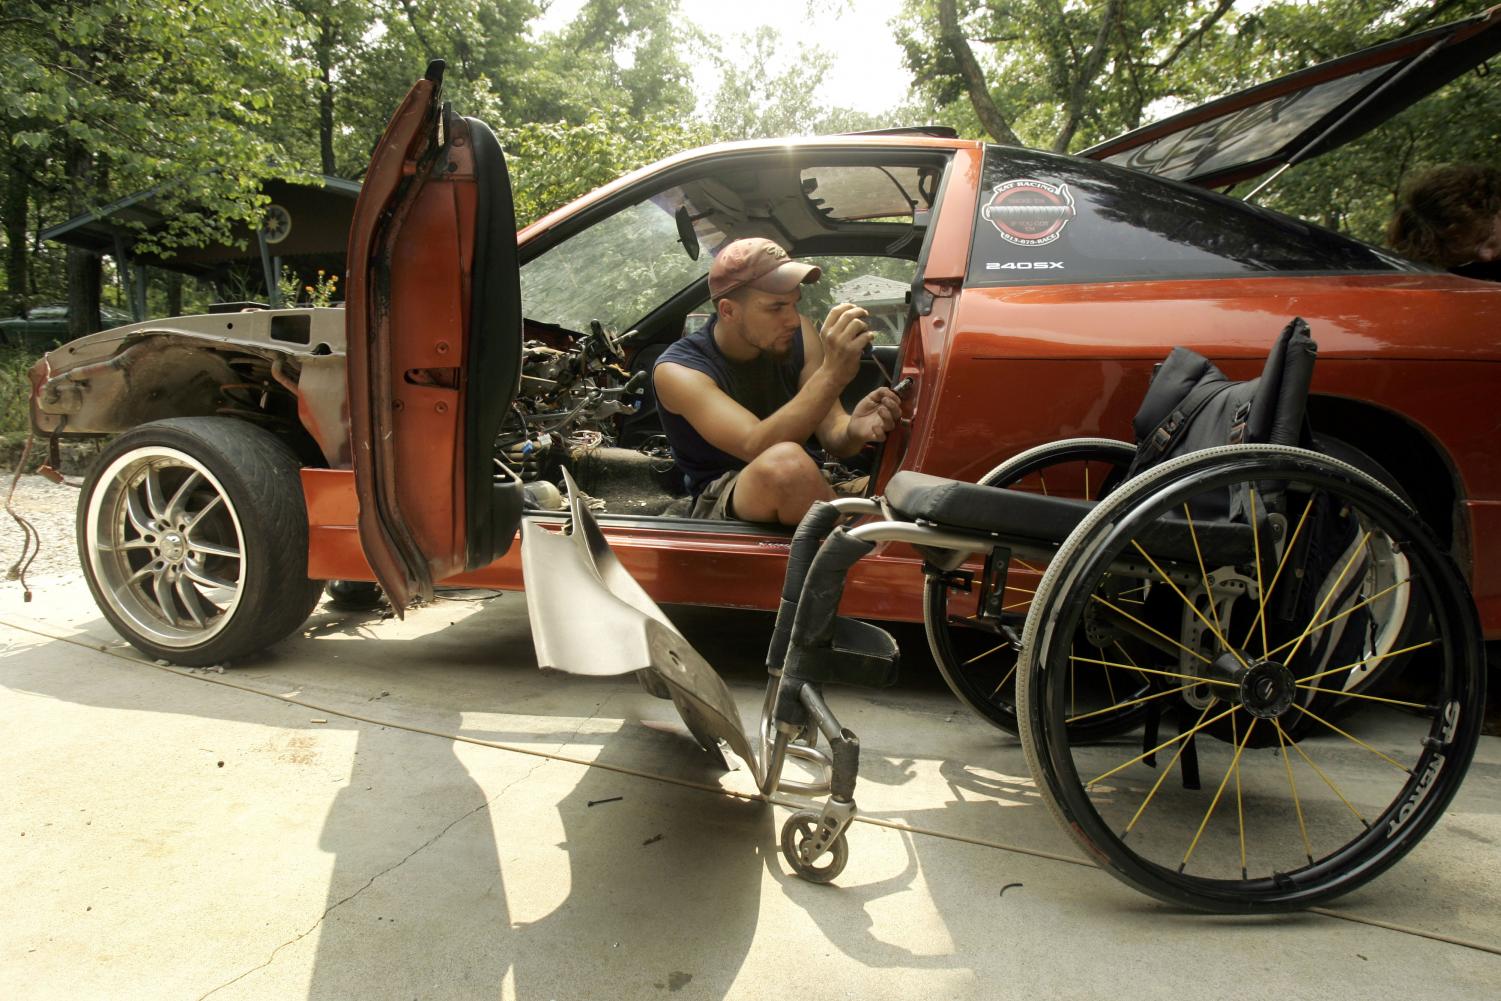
[{"xmin": 688, "ymin": 468, "xmax": 869, "ymax": 522}]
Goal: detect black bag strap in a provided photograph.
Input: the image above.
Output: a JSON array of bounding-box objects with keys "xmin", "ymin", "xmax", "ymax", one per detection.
[{"xmin": 1126, "ymin": 378, "xmax": 1233, "ymax": 480}]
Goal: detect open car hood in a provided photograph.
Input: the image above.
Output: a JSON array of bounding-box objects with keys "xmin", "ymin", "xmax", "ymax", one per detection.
[{"xmin": 1081, "ymin": 6, "xmax": 1501, "ymax": 189}]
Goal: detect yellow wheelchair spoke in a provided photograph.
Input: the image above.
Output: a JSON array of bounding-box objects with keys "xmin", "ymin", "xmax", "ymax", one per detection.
[
  {"xmin": 1264, "ymin": 575, "xmax": 1412, "ymax": 663},
  {"xmin": 1274, "ymin": 720, "xmax": 1315, "ymax": 866},
  {"xmin": 1283, "ymin": 530, "xmax": 1373, "ymax": 667},
  {"xmin": 1287, "ymin": 702, "xmax": 1413, "ymax": 776},
  {"xmin": 1297, "ymin": 638, "xmax": 1437, "ymax": 686},
  {"xmin": 1294, "ymin": 684, "xmax": 1426, "ymax": 710},
  {"xmin": 1067, "ymin": 682, "xmax": 1196, "ymax": 725},
  {"xmin": 1068, "ymin": 654, "xmax": 1235, "ymax": 690},
  {"xmin": 1121, "ymin": 700, "xmax": 1218, "ymax": 837},
  {"xmin": 1181, "ymin": 715, "xmax": 1258, "ymax": 873},
  {"xmin": 1086, "ymin": 702, "xmax": 1239, "ymax": 787},
  {"xmin": 962, "ymin": 640, "xmax": 1010, "ymax": 667},
  {"xmin": 1132, "ymin": 539, "xmax": 1249, "ymax": 672},
  {"xmin": 1091, "ymin": 593, "xmax": 1212, "ymax": 666},
  {"xmin": 1249, "ymin": 489, "xmax": 1269, "ymax": 658}
]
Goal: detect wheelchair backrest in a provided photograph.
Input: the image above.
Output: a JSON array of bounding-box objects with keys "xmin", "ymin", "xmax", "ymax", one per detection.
[{"xmin": 1126, "ymin": 317, "xmax": 1318, "ymax": 483}]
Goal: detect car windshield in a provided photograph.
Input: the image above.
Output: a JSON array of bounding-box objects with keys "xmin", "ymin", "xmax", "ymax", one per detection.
[{"xmin": 520, "ymin": 187, "xmax": 724, "ymax": 335}]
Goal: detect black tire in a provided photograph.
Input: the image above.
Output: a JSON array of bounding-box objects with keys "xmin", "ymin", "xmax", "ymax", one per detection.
[
  {"xmin": 325, "ymin": 579, "xmax": 385, "ymax": 611},
  {"xmin": 1017, "ymin": 445, "xmax": 1486, "ymax": 912},
  {"xmin": 924, "ymin": 438, "xmax": 1138, "ymax": 735},
  {"xmin": 77, "ymin": 417, "xmax": 325, "ymax": 666}
]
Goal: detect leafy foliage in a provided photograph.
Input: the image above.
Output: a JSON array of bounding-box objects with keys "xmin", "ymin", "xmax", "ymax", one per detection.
[
  {"xmin": 500, "ymin": 115, "xmax": 716, "ymax": 227},
  {"xmin": 0, "ymin": 346, "xmax": 38, "ymax": 436},
  {"xmin": 2, "ymin": 0, "xmax": 300, "ymax": 255},
  {"xmin": 897, "ymin": 0, "xmax": 1501, "ymax": 244}
]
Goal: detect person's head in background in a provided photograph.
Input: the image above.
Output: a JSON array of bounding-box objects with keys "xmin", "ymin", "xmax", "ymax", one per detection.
[{"xmin": 1387, "ymin": 164, "xmax": 1501, "ymax": 270}]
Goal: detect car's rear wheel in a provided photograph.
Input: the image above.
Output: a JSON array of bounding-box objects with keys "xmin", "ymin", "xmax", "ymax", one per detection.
[
  {"xmin": 924, "ymin": 438, "xmax": 1140, "ymax": 736},
  {"xmin": 78, "ymin": 417, "xmax": 324, "ymax": 666}
]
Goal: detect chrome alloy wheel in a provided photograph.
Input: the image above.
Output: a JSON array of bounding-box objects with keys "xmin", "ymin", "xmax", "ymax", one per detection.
[{"xmin": 83, "ymin": 447, "xmax": 247, "ymax": 649}]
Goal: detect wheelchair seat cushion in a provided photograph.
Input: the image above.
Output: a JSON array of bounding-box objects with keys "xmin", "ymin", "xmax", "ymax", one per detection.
[
  {"xmin": 884, "ymin": 470, "xmax": 1092, "ymax": 544},
  {"xmin": 883, "ymin": 470, "xmax": 1259, "ymax": 565}
]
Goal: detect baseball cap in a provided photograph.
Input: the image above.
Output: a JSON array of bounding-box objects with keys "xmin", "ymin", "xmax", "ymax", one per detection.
[{"xmin": 708, "ymin": 238, "xmax": 821, "ymax": 300}]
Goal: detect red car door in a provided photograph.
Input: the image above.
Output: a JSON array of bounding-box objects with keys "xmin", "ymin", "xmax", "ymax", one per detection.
[{"xmin": 345, "ymin": 62, "xmax": 525, "ymax": 614}]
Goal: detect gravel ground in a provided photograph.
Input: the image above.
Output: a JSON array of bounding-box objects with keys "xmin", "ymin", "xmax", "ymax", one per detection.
[{"xmin": 1, "ymin": 473, "xmax": 86, "ymax": 585}]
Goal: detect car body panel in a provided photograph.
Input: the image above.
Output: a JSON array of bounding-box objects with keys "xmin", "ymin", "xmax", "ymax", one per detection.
[
  {"xmin": 28, "ymin": 308, "xmax": 350, "ymax": 465},
  {"xmin": 520, "ymin": 470, "xmax": 760, "ymax": 773},
  {"xmin": 301, "ymin": 466, "xmax": 933, "ymax": 622},
  {"xmin": 300, "ymin": 264, "xmax": 1501, "ymax": 636}
]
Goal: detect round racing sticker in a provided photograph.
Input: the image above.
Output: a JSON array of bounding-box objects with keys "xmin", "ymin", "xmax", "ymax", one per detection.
[{"xmin": 981, "ymin": 179, "xmax": 1076, "ymax": 247}]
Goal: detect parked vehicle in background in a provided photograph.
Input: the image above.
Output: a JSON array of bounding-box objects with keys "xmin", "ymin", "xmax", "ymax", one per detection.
[{"xmin": 1, "ymin": 304, "xmax": 133, "ymax": 349}]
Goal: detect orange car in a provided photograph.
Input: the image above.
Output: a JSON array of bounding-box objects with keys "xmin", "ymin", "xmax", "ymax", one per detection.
[{"xmin": 32, "ymin": 9, "xmax": 1501, "ymax": 728}]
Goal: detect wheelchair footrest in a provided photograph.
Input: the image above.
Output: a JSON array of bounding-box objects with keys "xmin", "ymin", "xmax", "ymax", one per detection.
[{"xmin": 785, "ymin": 616, "xmax": 900, "ymax": 688}]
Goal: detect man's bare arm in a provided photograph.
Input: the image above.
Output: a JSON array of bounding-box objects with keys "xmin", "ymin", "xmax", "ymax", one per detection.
[
  {"xmin": 803, "ymin": 315, "xmax": 901, "ymax": 457},
  {"xmin": 803, "ymin": 319, "xmax": 857, "ymax": 455},
  {"xmin": 654, "ymin": 361, "xmax": 845, "ymax": 461}
]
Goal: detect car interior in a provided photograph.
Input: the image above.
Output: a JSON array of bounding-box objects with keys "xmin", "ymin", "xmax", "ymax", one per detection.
[{"xmin": 506, "ymin": 148, "xmax": 952, "ymax": 525}]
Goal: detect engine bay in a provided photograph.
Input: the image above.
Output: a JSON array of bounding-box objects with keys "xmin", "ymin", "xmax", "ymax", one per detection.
[{"xmin": 503, "ymin": 319, "xmax": 686, "ymax": 517}]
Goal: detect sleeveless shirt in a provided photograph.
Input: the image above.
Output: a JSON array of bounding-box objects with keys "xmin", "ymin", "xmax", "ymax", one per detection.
[{"xmin": 653, "ymin": 317, "xmax": 810, "ymax": 495}]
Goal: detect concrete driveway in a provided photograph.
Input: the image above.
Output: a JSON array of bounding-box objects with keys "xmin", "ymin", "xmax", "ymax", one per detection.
[{"xmin": 2, "ymin": 570, "xmax": 1497, "ymax": 1000}]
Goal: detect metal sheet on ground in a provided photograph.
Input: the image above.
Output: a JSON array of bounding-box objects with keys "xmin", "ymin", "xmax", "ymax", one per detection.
[{"xmin": 520, "ymin": 471, "xmax": 759, "ymax": 778}]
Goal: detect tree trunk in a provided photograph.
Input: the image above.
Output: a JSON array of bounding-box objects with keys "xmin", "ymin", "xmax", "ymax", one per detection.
[
  {"xmin": 318, "ymin": 18, "xmax": 337, "ymax": 176},
  {"xmin": 1053, "ymin": 0, "xmax": 1126, "ymax": 153},
  {"xmin": 65, "ymin": 143, "xmax": 102, "ymax": 339},
  {"xmin": 66, "ymin": 248, "xmax": 102, "ymax": 339},
  {"xmin": 3, "ymin": 149, "xmax": 29, "ymax": 318},
  {"xmin": 166, "ymin": 271, "xmax": 183, "ymax": 316},
  {"xmin": 938, "ymin": 0, "xmax": 1023, "ymax": 147}
]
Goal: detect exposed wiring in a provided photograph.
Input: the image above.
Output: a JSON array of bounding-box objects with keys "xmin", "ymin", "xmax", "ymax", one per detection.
[{"xmin": 4, "ymin": 432, "xmax": 40, "ymax": 601}]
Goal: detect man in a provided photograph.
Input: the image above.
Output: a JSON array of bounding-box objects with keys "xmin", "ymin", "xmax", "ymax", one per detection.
[
  {"xmin": 1387, "ymin": 164, "xmax": 1501, "ymax": 281},
  {"xmin": 653, "ymin": 238, "xmax": 903, "ymax": 525}
]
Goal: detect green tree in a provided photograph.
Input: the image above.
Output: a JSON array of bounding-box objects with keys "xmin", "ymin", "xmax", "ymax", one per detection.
[
  {"xmin": 897, "ymin": 0, "xmax": 1501, "ymax": 247},
  {"xmin": 706, "ymin": 26, "xmax": 885, "ymax": 139},
  {"xmin": 1200, "ymin": 1, "xmax": 1501, "ymax": 243},
  {"xmin": 1, "ymin": 0, "xmax": 299, "ymax": 333},
  {"xmin": 501, "ymin": 115, "xmax": 715, "ymax": 227},
  {"xmin": 899, "ymin": 0, "xmax": 1247, "ymax": 151}
]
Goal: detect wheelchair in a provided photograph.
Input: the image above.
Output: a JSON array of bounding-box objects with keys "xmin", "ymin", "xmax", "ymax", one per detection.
[{"xmin": 751, "ymin": 440, "xmax": 1485, "ymax": 912}]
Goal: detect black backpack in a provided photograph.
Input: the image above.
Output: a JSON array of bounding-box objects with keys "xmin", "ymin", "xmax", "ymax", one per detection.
[
  {"xmin": 1124, "ymin": 318, "xmax": 1369, "ymax": 737},
  {"xmin": 1126, "ymin": 317, "xmax": 1318, "ymax": 483}
]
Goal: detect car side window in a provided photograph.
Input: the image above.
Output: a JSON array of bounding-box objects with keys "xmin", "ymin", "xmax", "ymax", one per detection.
[
  {"xmin": 798, "ymin": 256, "xmax": 916, "ymax": 345},
  {"xmin": 520, "ymin": 190, "xmax": 720, "ymax": 335},
  {"xmin": 966, "ymin": 145, "xmax": 1407, "ymax": 287}
]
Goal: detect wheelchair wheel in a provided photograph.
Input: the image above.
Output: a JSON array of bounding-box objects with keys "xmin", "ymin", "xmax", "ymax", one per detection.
[
  {"xmin": 925, "ymin": 438, "xmax": 1141, "ymax": 736},
  {"xmin": 1016, "ymin": 445, "xmax": 1485, "ymax": 912}
]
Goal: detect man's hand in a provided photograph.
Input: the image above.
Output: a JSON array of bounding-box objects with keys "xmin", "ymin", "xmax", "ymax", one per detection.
[
  {"xmin": 844, "ymin": 386, "xmax": 902, "ymax": 448},
  {"xmin": 818, "ymin": 303, "xmax": 872, "ymax": 387}
]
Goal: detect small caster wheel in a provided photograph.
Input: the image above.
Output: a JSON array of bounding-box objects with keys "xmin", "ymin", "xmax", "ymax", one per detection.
[{"xmin": 780, "ymin": 809, "xmax": 849, "ymax": 884}]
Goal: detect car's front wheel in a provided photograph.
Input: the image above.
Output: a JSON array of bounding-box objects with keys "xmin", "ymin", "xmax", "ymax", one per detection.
[{"xmin": 78, "ymin": 417, "xmax": 324, "ymax": 665}]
